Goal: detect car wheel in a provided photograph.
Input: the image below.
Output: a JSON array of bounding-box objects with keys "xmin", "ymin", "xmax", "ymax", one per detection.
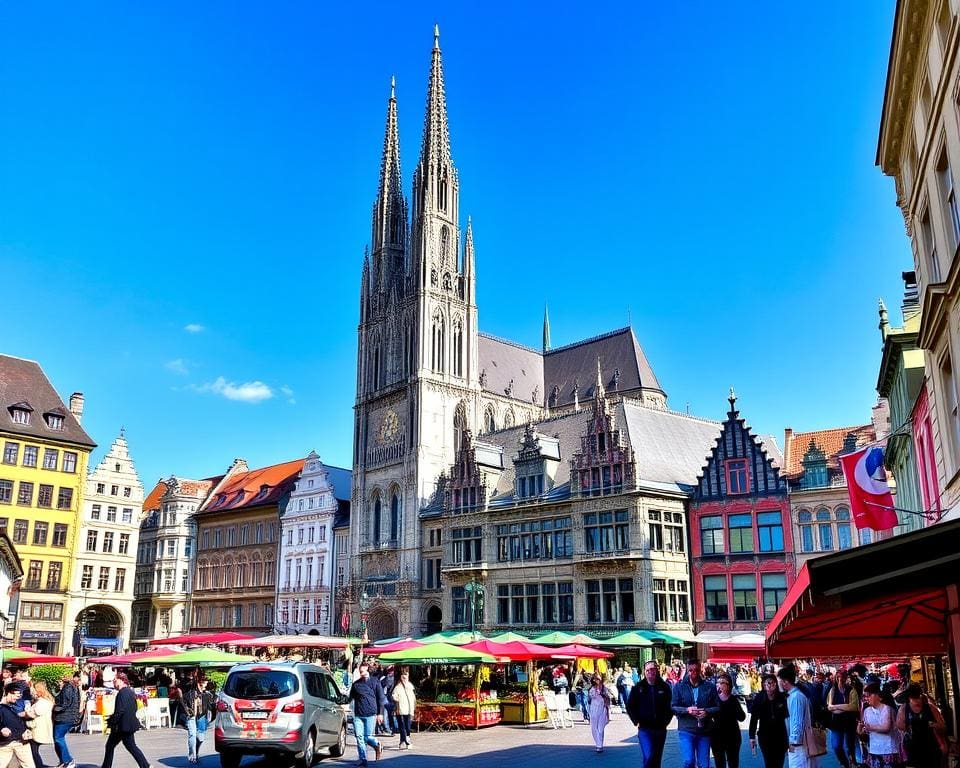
[
  {"xmin": 297, "ymin": 728, "xmax": 316, "ymax": 768},
  {"xmin": 219, "ymin": 749, "xmax": 242, "ymax": 768},
  {"xmin": 330, "ymin": 724, "xmax": 347, "ymax": 758}
]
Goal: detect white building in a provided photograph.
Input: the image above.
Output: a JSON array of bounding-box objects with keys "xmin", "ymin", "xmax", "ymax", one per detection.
[
  {"xmin": 277, "ymin": 453, "xmax": 351, "ymax": 635},
  {"xmin": 0, "ymin": 533, "xmax": 23, "ymax": 645},
  {"xmin": 65, "ymin": 432, "xmax": 143, "ymax": 654}
]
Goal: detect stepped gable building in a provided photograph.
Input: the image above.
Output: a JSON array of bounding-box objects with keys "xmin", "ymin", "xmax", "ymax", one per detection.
[
  {"xmin": 191, "ymin": 459, "xmax": 295, "ymax": 633},
  {"xmin": 783, "ymin": 402, "xmax": 890, "ymax": 573},
  {"xmin": 0, "ymin": 354, "xmax": 95, "ymax": 653},
  {"xmin": 349, "ymin": 28, "xmax": 672, "ymax": 638},
  {"xmin": 67, "ymin": 430, "xmax": 145, "ymax": 655},
  {"xmin": 277, "ymin": 452, "xmax": 351, "ymax": 636},
  {"xmin": 688, "ymin": 391, "xmax": 791, "ymax": 660}
]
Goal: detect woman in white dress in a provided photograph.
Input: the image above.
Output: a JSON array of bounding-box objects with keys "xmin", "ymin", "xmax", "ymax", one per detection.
[{"xmin": 587, "ymin": 673, "xmax": 611, "ymax": 753}]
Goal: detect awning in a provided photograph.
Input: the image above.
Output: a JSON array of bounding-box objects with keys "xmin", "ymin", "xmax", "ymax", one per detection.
[
  {"xmin": 81, "ymin": 637, "xmax": 120, "ymax": 648},
  {"xmin": 767, "ymin": 519, "xmax": 960, "ymax": 658}
]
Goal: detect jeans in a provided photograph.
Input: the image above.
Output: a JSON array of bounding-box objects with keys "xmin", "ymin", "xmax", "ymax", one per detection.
[
  {"xmin": 379, "ymin": 703, "xmax": 395, "ymax": 734},
  {"xmin": 54, "ymin": 721, "xmax": 75, "ymax": 765},
  {"xmin": 576, "ymin": 689, "xmax": 590, "ymax": 720},
  {"xmin": 100, "ymin": 730, "xmax": 150, "ymax": 768},
  {"xmin": 353, "ymin": 715, "xmax": 380, "ymax": 763},
  {"xmin": 187, "ymin": 716, "xmax": 206, "ymax": 760},
  {"xmin": 830, "ymin": 726, "xmax": 857, "ymax": 768},
  {"xmin": 787, "ymin": 744, "xmax": 809, "ymax": 768},
  {"xmin": 638, "ymin": 728, "xmax": 668, "ymax": 768},
  {"xmin": 678, "ymin": 729, "xmax": 713, "ymax": 768},
  {"xmin": 396, "ymin": 714, "xmax": 412, "ymax": 745}
]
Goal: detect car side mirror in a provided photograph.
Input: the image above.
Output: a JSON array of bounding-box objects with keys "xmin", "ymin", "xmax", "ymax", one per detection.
[{"xmin": 337, "ymin": 694, "xmax": 349, "ymax": 706}]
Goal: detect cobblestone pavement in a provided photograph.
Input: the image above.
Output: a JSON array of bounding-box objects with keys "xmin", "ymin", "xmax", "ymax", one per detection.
[{"xmin": 56, "ymin": 709, "xmax": 844, "ymax": 768}]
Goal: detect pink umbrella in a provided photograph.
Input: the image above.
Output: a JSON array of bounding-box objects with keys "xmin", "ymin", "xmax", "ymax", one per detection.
[
  {"xmin": 149, "ymin": 631, "xmax": 259, "ymax": 646},
  {"xmin": 551, "ymin": 644, "xmax": 614, "ymax": 659},
  {"xmin": 462, "ymin": 639, "xmax": 560, "ymax": 661},
  {"xmin": 366, "ymin": 640, "xmax": 425, "ymax": 655},
  {"xmin": 89, "ymin": 648, "xmax": 179, "ymax": 665}
]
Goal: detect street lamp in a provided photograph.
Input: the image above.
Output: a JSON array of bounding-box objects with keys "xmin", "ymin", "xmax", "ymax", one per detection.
[
  {"xmin": 464, "ymin": 578, "xmax": 485, "ymax": 635},
  {"xmin": 358, "ymin": 589, "xmax": 370, "ymax": 644}
]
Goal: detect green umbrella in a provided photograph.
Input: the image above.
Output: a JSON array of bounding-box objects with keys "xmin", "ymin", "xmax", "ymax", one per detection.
[
  {"xmin": 596, "ymin": 631, "xmax": 654, "ymax": 647},
  {"xmin": 143, "ymin": 648, "xmax": 254, "ymax": 667},
  {"xmin": 487, "ymin": 631, "xmax": 530, "ymax": 643},
  {"xmin": 416, "ymin": 631, "xmax": 483, "ymax": 646},
  {"xmin": 534, "ymin": 631, "xmax": 600, "ymax": 646},
  {"xmin": 638, "ymin": 630, "xmax": 686, "ymax": 646},
  {"xmin": 378, "ymin": 642, "xmax": 496, "ymax": 664}
]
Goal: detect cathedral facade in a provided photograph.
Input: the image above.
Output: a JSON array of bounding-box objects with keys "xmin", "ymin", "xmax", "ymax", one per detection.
[{"xmin": 348, "ymin": 29, "xmax": 688, "ymax": 639}]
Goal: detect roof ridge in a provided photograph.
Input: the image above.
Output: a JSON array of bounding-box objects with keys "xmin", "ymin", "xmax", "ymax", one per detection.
[
  {"xmin": 478, "ymin": 331, "xmax": 543, "ymax": 356},
  {"xmin": 0, "ymin": 353, "xmax": 41, "ymax": 366},
  {"xmin": 544, "ymin": 326, "xmax": 633, "ymax": 356},
  {"xmin": 620, "ymin": 396, "xmax": 721, "ymax": 426},
  {"xmin": 790, "ymin": 423, "xmax": 873, "ymax": 439}
]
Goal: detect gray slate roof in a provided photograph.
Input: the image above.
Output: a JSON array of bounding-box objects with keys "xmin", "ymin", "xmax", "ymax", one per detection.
[
  {"xmin": 0, "ymin": 354, "xmax": 96, "ymax": 448},
  {"xmin": 323, "ymin": 464, "xmax": 353, "ymax": 502},
  {"xmin": 478, "ymin": 335, "xmax": 544, "ymax": 404}
]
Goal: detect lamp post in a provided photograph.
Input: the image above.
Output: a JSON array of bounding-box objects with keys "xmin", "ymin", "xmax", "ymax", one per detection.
[
  {"xmin": 464, "ymin": 578, "xmax": 485, "ymax": 635},
  {"xmin": 358, "ymin": 589, "xmax": 370, "ymax": 644}
]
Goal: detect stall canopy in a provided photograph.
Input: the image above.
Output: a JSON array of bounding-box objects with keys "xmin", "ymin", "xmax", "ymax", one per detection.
[
  {"xmin": 693, "ymin": 631, "xmax": 765, "ymax": 663},
  {"xmin": 416, "ymin": 631, "xmax": 484, "ymax": 646},
  {"xmin": 239, "ymin": 634, "xmax": 358, "ymax": 649},
  {"xmin": 596, "ymin": 631, "xmax": 654, "ymax": 648},
  {"xmin": 379, "ymin": 642, "xmax": 496, "ymax": 664},
  {"xmin": 767, "ymin": 518, "xmax": 960, "ymax": 658},
  {"xmin": 534, "ymin": 631, "xmax": 600, "ymax": 646},
  {"xmin": 551, "ymin": 644, "xmax": 614, "ymax": 659},
  {"xmin": 91, "ymin": 648, "xmax": 178, "ymax": 665},
  {"xmin": 365, "ymin": 640, "xmax": 425, "ymax": 655},
  {"xmin": 143, "ymin": 648, "xmax": 254, "ymax": 667},
  {"xmin": 461, "ymin": 639, "xmax": 559, "ymax": 661},
  {"xmin": 486, "ymin": 631, "xmax": 531, "ymax": 643},
  {"xmin": 149, "ymin": 631, "xmax": 260, "ymax": 646},
  {"xmin": 0, "ymin": 649, "xmax": 76, "ymax": 665}
]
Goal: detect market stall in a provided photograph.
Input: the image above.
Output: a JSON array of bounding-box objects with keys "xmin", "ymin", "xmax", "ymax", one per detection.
[
  {"xmin": 379, "ymin": 642, "xmax": 500, "ymax": 729},
  {"xmin": 148, "ymin": 631, "xmax": 260, "ymax": 646},
  {"xmin": 462, "ymin": 639, "xmax": 560, "ymax": 725}
]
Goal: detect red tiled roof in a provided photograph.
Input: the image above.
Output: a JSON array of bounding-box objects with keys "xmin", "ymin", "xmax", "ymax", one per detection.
[
  {"xmin": 142, "ymin": 481, "xmax": 168, "ymax": 513},
  {"xmin": 783, "ymin": 424, "xmax": 875, "ymax": 478},
  {"xmin": 198, "ymin": 458, "xmax": 304, "ymax": 515}
]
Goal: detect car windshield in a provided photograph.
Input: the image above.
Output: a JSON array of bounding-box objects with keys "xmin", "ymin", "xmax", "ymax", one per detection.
[{"xmin": 224, "ymin": 671, "xmax": 298, "ymax": 700}]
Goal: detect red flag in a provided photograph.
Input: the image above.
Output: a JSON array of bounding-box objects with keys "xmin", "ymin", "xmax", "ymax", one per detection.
[{"xmin": 840, "ymin": 445, "xmax": 898, "ymax": 532}]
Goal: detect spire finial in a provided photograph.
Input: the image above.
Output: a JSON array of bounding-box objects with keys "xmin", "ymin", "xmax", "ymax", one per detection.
[
  {"xmin": 390, "ymin": 75, "xmax": 396, "ymax": 99},
  {"xmin": 728, "ymin": 387, "xmax": 737, "ymax": 412},
  {"xmin": 434, "ymin": 24, "xmax": 440, "ymax": 49},
  {"xmin": 596, "ymin": 355, "xmax": 605, "ymax": 399},
  {"xmin": 543, "ymin": 304, "xmax": 551, "ymax": 352}
]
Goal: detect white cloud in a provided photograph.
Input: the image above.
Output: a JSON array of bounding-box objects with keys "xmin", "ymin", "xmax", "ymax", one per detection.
[
  {"xmin": 165, "ymin": 358, "xmax": 190, "ymax": 375},
  {"xmin": 194, "ymin": 376, "xmax": 274, "ymax": 404},
  {"xmin": 280, "ymin": 385, "xmax": 296, "ymax": 405},
  {"xmin": 184, "ymin": 323, "xmax": 205, "ymax": 333}
]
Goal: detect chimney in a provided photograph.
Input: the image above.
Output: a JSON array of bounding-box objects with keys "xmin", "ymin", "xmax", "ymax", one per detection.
[{"xmin": 69, "ymin": 392, "xmax": 85, "ymax": 424}]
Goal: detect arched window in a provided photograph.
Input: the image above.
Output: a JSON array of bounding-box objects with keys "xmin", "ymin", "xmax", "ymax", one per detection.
[
  {"xmin": 390, "ymin": 493, "xmax": 400, "ymax": 541},
  {"xmin": 504, "ymin": 408, "xmax": 515, "ymax": 428},
  {"xmin": 453, "ymin": 319, "xmax": 463, "ymax": 377},
  {"xmin": 431, "ymin": 313, "xmax": 446, "ymax": 372},
  {"xmin": 454, "ymin": 402, "xmax": 467, "ymax": 453},
  {"xmin": 835, "ymin": 506, "xmax": 853, "ymax": 549},
  {"xmin": 815, "ymin": 508, "xmax": 833, "ymax": 550},
  {"xmin": 484, "ymin": 405, "xmax": 496, "ymax": 433},
  {"xmin": 439, "ymin": 174, "xmax": 448, "ymax": 213},
  {"xmin": 373, "ymin": 496, "xmax": 382, "ymax": 542},
  {"xmin": 797, "ymin": 509, "xmax": 813, "ymax": 553}
]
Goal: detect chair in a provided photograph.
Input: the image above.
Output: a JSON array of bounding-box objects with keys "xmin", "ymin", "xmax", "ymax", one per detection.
[
  {"xmin": 85, "ymin": 699, "xmax": 106, "ymax": 735},
  {"xmin": 147, "ymin": 697, "xmax": 171, "ymax": 729},
  {"xmin": 542, "ymin": 690, "xmax": 563, "ymax": 729}
]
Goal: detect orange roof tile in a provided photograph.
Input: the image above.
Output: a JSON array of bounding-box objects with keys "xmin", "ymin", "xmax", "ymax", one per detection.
[
  {"xmin": 199, "ymin": 458, "xmax": 305, "ymax": 515},
  {"xmin": 784, "ymin": 424, "xmax": 875, "ymax": 478},
  {"xmin": 142, "ymin": 481, "xmax": 168, "ymax": 513}
]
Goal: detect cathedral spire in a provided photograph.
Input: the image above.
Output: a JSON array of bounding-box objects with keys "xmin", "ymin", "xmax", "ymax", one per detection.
[
  {"xmin": 420, "ymin": 26, "xmax": 451, "ymax": 169},
  {"xmin": 543, "ymin": 304, "xmax": 552, "ymax": 352},
  {"xmin": 371, "ymin": 76, "xmax": 408, "ymax": 293},
  {"xmin": 464, "ymin": 215, "xmax": 476, "ymax": 301}
]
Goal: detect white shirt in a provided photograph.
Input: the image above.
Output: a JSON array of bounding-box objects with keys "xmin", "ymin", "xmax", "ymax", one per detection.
[{"xmin": 863, "ymin": 704, "xmax": 898, "ymax": 755}]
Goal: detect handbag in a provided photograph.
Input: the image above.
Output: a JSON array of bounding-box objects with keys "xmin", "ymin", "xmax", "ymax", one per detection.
[
  {"xmin": 196, "ymin": 715, "xmax": 208, "ymax": 733},
  {"xmin": 804, "ymin": 724, "xmax": 828, "ymax": 757}
]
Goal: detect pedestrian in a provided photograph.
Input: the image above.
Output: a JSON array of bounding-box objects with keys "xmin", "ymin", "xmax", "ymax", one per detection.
[
  {"xmin": 27, "ymin": 681, "xmax": 55, "ymax": 768},
  {"xmin": 671, "ymin": 658, "xmax": 720, "ymax": 768},
  {"xmin": 626, "ymin": 659, "xmax": 674, "ymax": 768},
  {"xmin": 587, "ymin": 673, "xmax": 611, "ymax": 753},
  {"xmin": 391, "ymin": 668, "xmax": 416, "ymax": 750},
  {"xmin": 749, "ymin": 673, "xmax": 789, "ymax": 768},
  {"xmin": 11, "ymin": 669, "xmax": 32, "ymax": 714},
  {"xmin": 896, "ymin": 684, "xmax": 947, "ymax": 768},
  {"xmin": 712, "ymin": 673, "xmax": 746, "ymax": 768},
  {"xmin": 553, "ymin": 665, "xmax": 572, "ymax": 728},
  {"xmin": 826, "ymin": 669, "xmax": 861, "ymax": 768},
  {"xmin": 183, "ymin": 680, "xmax": 207, "ymax": 764},
  {"xmin": 0, "ymin": 682, "xmax": 36, "ymax": 768},
  {"xmin": 100, "ymin": 672, "xmax": 150, "ymax": 768},
  {"xmin": 574, "ymin": 669, "xmax": 591, "ymax": 722},
  {"xmin": 53, "ymin": 672, "xmax": 81, "ymax": 768},
  {"xmin": 618, "ymin": 665, "xmax": 635, "ymax": 713},
  {"xmin": 378, "ymin": 666, "xmax": 395, "ymax": 736},
  {"xmin": 348, "ymin": 662, "xmax": 385, "ymax": 766},
  {"xmin": 858, "ymin": 682, "xmax": 900, "ymax": 768},
  {"xmin": 778, "ymin": 665, "xmax": 814, "ymax": 768}
]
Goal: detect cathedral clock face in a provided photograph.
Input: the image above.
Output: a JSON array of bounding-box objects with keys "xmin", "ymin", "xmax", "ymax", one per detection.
[{"xmin": 378, "ymin": 409, "xmax": 400, "ymax": 444}]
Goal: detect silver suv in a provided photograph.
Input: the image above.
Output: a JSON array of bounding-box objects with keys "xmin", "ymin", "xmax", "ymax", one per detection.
[{"xmin": 215, "ymin": 661, "xmax": 347, "ymax": 768}]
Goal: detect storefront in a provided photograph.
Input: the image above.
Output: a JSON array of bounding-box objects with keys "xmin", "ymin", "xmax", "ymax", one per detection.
[{"xmin": 18, "ymin": 629, "xmax": 62, "ymax": 655}]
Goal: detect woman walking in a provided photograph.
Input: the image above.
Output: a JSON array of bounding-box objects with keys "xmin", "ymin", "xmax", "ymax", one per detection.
[
  {"xmin": 712, "ymin": 674, "xmax": 745, "ymax": 768},
  {"xmin": 183, "ymin": 680, "xmax": 207, "ymax": 764},
  {"xmin": 858, "ymin": 682, "xmax": 901, "ymax": 768},
  {"xmin": 27, "ymin": 681, "xmax": 55, "ymax": 768},
  {"xmin": 749, "ymin": 674, "xmax": 789, "ymax": 768},
  {"xmin": 587, "ymin": 673, "xmax": 611, "ymax": 753},
  {"xmin": 827, "ymin": 669, "xmax": 861, "ymax": 768},
  {"xmin": 896, "ymin": 684, "xmax": 947, "ymax": 768},
  {"xmin": 53, "ymin": 672, "xmax": 81, "ymax": 768},
  {"xmin": 391, "ymin": 669, "xmax": 416, "ymax": 750}
]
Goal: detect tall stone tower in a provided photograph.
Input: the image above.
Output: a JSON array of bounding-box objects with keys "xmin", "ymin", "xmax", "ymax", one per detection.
[{"xmin": 351, "ymin": 27, "xmax": 480, "ymax": 638}]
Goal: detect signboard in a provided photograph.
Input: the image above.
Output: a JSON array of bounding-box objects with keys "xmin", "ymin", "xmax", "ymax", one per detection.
[{"xmin": 20, "ymin": 630, "xmax": 61, "ymax": 640}]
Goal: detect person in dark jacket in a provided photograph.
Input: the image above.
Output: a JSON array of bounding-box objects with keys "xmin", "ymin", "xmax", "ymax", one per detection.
[
  {"xmin": 749, "ymin": 674, "xmax": 789, "ymax": 768},
  {"xmin": 671, "ymin": 659, "xmax": 720, "ymax": 768},
  {"xmin": 53, "ymin": 672, "xmax": 81, "ymax": 768},
  {"xmin": 711, "ymin": 673, "xmax": 746, "ymax": 768},
  {"xmin": 100, "ymin": 673, "xmax": 149, "ymax": 768},
  {"xmin": 627, "ymin": 660, "xmax": 674, "ymax": 768},
  {"xmin": 0, "ymin": 682, "xmax": 35, "ymax": 768},
  {"xmin": 348, "ymin": 663, "xmax": 386, "ymax": 766}
]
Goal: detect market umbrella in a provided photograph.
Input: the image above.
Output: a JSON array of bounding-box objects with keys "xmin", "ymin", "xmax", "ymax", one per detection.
[
  {"xmin": 365, "ymin": 640, "xmax": 425, "ymax": 655},
  {"xmin": 149, "ymin": 631, "xmax": 260, "ymax": 646},
  {"xmin": 534, "ymin": 631, "xmax": 600, "ymax": 646},
  {"xmin": 239, "ymin": 634, "xmax": 359, "ymax": 649},
  {"xmin": 378, "ymin": 642, "xmax": 496, "ymax": 665},
  {"xmin": 143, "ymin": 648, "xmax": 254, "ymax": 667},
  {"xmin": 89, "ymin": 648, "xmax": 178, "ymax": 665},
  {"xmin": 551, "ymin": 644, "xmax": 614, "ymax": 659},
  {"xmin": 415, "ymin": 631, "xmax": 484, "ymax": 645},
  {"xmin": 462, "ymin": 639, "xmax": 559, "ymax": 661},
  {"xmin": 596, "ymin": 631, "xmax": 654, "ymax": 647},
  {"xmin": 486, "ymin": 631, "xmax": 530, "ymax": 643},
  {"xmin": 2, "ymin": 650, "xmax": 76, "ymax": 665}
]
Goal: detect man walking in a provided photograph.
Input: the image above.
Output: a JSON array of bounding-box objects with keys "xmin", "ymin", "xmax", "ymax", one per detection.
[
  {"xmin": 671, "ymin": 658, "xmax": 720, "ymax": 768},
  {"xmin": 779, "ymin": 665, "xmax": 813, "ymax": 768},
  {"xmin": 628, "ymin": 660, "xmax": 674, "ymax": 768},
  {"xmin": 100, "ymin": 672, "xmax": 150, "ymax": 768},
  {"xmin": 348, "ymin": 663, "xmax": 385, "ymax": 766},
  {"xmin": 0, "ymin": 683, "xmax": 35, "ymax": 768}
]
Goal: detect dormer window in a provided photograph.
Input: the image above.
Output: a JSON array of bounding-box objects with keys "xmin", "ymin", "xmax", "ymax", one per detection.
[
  {"xmin": 254, "ymin": 484, "xmax": 270, "ymax": 501},
  {"xmin": 10, "ymin": 408, "xmax": 30, "ymax": 425},
  {"xmin": 45, "ymin": 413, "xmax": 64, "ymax": 431}
]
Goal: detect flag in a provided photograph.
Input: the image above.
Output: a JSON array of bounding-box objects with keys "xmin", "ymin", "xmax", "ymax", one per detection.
[{"xmin": 840, "ymin": 445, "xmax": 898, "ymax": 531}]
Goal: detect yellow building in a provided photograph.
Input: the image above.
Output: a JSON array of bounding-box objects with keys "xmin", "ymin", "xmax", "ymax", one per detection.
[{"xmin": 0, "ymin": 354, "xmax": 95, "ymax": 653}]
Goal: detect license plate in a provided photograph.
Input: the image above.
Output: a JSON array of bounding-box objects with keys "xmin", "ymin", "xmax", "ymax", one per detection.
[{"xmin": 242, "ymin": 711, "xmax": 269, "ymax": 719}]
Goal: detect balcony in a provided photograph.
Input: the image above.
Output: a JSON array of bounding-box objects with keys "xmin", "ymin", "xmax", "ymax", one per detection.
[
  {"xmin": 441, "ymin": 561, "xmax": 487, "ymax": 575},
  {"xmin": 574, "ymin": 548, "xmax": 638, "ymax": 564},
  {"xmin": 360, "ymin": 539, "xmax": 399, "ymax": 553}
]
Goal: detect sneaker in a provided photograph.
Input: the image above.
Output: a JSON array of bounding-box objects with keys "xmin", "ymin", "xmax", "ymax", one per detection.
[{"xmin": 375, "ymin": 743, "xmax": 383, "ymax": 761}]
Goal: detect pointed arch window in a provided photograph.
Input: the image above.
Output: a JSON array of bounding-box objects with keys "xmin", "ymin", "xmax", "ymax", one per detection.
[
  {"xmin": 439, "ymin": 172, "xmax": 448, "ymax": 212},
  {"xmin": 484, "ymin": 405, "xmax": 496, "ymax": 433},
  {"xmin": 390, "ymin": 493, "xmax": 400, "ymax": 541},
  {"xmin": 431, "ymin": 313, "xmax": 446, "ymax": 372},
  {"xmin": 454, "ymin": 402, "xmax": 467, "ymax": 453},
  {"xmin": 373, "ymin": 496, "xmax": 382, "ymax": 542},
  {"xmin": 453, "ymin": 318, "xmax": 464, "ymax": 377}
]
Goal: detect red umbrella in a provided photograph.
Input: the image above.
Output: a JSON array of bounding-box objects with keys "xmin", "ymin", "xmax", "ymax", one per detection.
[
  {"xmin": 149, "ymin": 631, "xmax": 259, "ymax": 646},
  {"xmin": 89, "ymin": 648, "xmax": 178, "ymax": 665},
  {"xmin": 5, "ymin": 652, "xmax": 76, "ymax": 666},
  {"xmin": 366, "ymin": 640, "xmax": 425, "ymax": 655},
  {"xmin": 551, "ymin": 644, "xmax": 614, "ymax": 659},
  {"xmin": 462, "ymin": 639, "xmax": 560, "ymax": 661}
]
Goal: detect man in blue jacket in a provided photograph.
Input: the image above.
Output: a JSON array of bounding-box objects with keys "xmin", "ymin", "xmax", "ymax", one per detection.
[
  {"xmin": 349, "ymin": 663, "xmax": 386, "ymax": 766},
  {"xmin": 671, "ymin": 658, "xmax": 720, "ymax": 768},
  {"xmin": 627, "ymin": 660, "xmax": 674, "ymax": 768}
]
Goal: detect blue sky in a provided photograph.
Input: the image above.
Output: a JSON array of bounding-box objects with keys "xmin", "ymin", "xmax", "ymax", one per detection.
[{"xmin": 1, "ymin": 1, "xmax": 906, "ymax": 484}]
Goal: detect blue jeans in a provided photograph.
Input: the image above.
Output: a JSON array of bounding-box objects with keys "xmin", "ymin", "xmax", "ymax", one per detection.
[
  {"xmin": 186, "ymin": 716, "xmax": 206, "ymax": 760},
  {"xmin": 576, "ymin": 689, "xmax": 590, "ymax": 720},
  {"xmin": 354, "ymin": 715, "xmax": 380, "ymax": 763},
  {"xmin": 53, "ymin": 722, "xmax": 74, "ymax": 764},
  {"xmin": 830, "ymin": 725, "xmax": 856, "ymax": 768},
  {"xmin": 679, "ymin": 729, "xmax": 712, "ymax": 768},
  {"xmin": 639, "ymin": 728, "xmax": 668, "ymax": 768}
]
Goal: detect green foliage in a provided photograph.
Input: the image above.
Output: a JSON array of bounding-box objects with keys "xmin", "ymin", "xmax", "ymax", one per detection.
[
  {"xmin": 204, "ymin": 669, "xmax": 227, "ymax": 691},
  {"xmin": 28, "ymin": 664, "xmax": 73, "ymax": 693}
]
